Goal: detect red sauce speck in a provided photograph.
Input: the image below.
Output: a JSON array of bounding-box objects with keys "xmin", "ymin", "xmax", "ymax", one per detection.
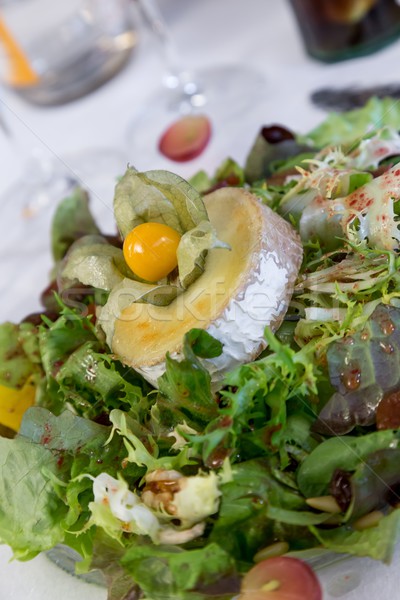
[
  {"xmin": 41, "ymin": 423, "xmax": 52, "ymax": 445},
  {"xmin": 395, "ymin": 169, "xmax": 400, "ymax": 176},
  {"xmin": 347, "ymin": 191, "xmax": 373, "ymax": 212}
]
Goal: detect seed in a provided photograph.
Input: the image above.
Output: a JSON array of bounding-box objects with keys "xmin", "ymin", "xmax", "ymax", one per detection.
[
  {"xmin": 261, "ymin": 580, "xmax": 280, "ymax": 592},
  {"xmin": 353, "ymin": 510, "xmax": 383, "ymax": 531},
  {"xmin": 306, "ymin": 495, "xmax": 342, "ymax": 513},
  {"xmin": 254, "ymin": 541, "xmax": 289, "ymax": 562}
]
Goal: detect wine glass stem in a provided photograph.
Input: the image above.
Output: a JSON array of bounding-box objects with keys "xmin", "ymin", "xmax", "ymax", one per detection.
[
  {"xmin": 137, "ymin": 0, "xmax": 205, "ymax": 111},
  {"xmin": 0, "ymin": 98, "xmax": 32, "ymax": 167},
  {"xmin": 0, "ymin": 98, "xmax": 76, "ymax": 217}
]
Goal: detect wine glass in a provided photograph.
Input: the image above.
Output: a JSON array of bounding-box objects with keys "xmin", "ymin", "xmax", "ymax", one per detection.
[
  {"xmin": 126, "ymin": 0, "xmax": 267, "ymax": 175},
  {"xmin": 0, "ymin": 97, "xmax": 127, "ymax": 234}
]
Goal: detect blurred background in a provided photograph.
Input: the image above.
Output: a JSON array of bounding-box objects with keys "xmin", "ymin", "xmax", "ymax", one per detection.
[{"xmin": 0, "ymin": 0, "xmax": 400, "ymax": 193}]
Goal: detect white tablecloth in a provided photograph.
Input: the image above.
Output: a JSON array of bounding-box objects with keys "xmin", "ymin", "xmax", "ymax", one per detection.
[{"xmin": 1, "ymin": 0, "xmax": 400, "ymax": 598}]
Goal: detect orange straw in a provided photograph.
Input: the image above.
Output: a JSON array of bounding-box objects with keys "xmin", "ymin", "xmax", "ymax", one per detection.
[{"xmin": 0, "ymin": 17, "xmax": 38, "ymax": 86}]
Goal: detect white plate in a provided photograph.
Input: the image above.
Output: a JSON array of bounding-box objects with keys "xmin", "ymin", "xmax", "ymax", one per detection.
[{"xmin": 2, "ymin": 543, "xmax": 400, "ymax": 599}]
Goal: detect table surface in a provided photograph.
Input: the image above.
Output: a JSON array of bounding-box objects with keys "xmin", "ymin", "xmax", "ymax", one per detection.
[{"xmin": 2, "ymin": 0, "xmax": 400, "ymax": 598}]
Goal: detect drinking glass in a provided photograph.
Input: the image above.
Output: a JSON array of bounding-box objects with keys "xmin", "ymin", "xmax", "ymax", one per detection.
[
  {"xmin": 0, "ymin": 0, "xmax": 137, "ymax": 105},
  {"xmin": 289, "ymin": 0, "xmax": 400, "ymax": 62}
]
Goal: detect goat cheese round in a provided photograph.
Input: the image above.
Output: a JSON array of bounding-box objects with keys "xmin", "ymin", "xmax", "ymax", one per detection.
[{"xmin": 108, "ymin": 187, "xmax": 303, "ymax": 387}]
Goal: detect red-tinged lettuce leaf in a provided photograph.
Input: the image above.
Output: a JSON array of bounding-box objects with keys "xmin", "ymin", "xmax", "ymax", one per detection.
[
  {"xmin": 19, "ymin": 406, "xmax": 110, "ymax": 450},
  {"xmin": 18, "ymin": 407, "xmax": 144, "ymax": 533},
  {"xmin": 88, "ymin": 531, "xmax": 138, "ymax": 600},
  {"xmin": 189, "ymin": 158, "xmax": 245, "ymax": 194},
  {"xmin": 244, "ymin": 125, "xmax": 312, "ymax": 182},
  {"xmin": 314, "ymin": 304, "xmax": 400, "ymax": 436}
]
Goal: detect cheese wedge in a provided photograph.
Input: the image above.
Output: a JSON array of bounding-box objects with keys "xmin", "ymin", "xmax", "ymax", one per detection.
[{"xmin": 109, "ymin": 188, "xmax": 302, "ymax": 386}]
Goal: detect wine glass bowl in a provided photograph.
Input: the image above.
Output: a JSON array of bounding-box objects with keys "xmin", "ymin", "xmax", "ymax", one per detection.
[{"xmin": 0, "ymin": 0, "xmax": 137, "ymax": 106}]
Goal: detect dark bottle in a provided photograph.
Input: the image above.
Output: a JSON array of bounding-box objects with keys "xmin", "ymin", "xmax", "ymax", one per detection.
[{"xmin": 289, "ymin": 0, "xmax": 400, "ymax": 62}]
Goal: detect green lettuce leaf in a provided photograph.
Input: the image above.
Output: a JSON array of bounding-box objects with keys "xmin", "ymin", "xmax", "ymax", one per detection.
[
  {"xmin": 36, "ymin": 302, "xmax": 152, "ymax": 419},
  {"xmin": 0, "ymin": 322, "xmax": 39, "ymax": 388},
  {"xmin": 310, "ymin": 508, "xmax": 400, "ymax": 563},
  {"xmin": 51, "ymin": 187, "xmax": 100, "ymax": 263},
  {"xmin": 38, "ymin": 308, "xmax": 99, "ymax": 382},
  {"xmin": 209, "ymin": 458, "xmax": 311, "ymax": 563},
  {"xmin": 189, "ymin": 158, "xmax": 245, "ymax": 193},
  {"xmin": 193, "ymin": 328, "xmax": 318, "ymax": 466},
  {"xmin": 108, "ymin": 409, "xmax": 193, "ymax": 472},
  {"xmin": 55, "ymin": 344, "xmax": 151, "ymax": 420},
  {"xmin": 156, "ymin": 329, "xmax": 222, "ymax": 431},
  {"xmin": 0, "ymin": 436, "xmax": 67, "ymax": 559},
  {"xmin": 121, "ymin": 543, "xmax": 237, "ymax": 600},
  {"xmin": 301, "ymin": 97, "xmax": 400, "ymax": 148},
  {"xmin": 297, "ymin": 430, "xmax": 398, "ymax": 498}
]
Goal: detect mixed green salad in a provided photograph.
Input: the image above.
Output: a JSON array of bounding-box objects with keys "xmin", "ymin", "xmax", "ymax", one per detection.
[{"xmin": 2, "ymin": 97, "xmax": 400, "ymax": 599}]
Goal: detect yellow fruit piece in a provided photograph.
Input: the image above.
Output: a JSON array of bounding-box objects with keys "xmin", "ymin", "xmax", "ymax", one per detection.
[
  {"xmin": 123, "ymin": 222, "xmax": 181, "ymax": 282},
  {"xmin": 0, "ymin": 17, "xmax": 39, "ymax": 86},
  {"xmin": 324, "ymin": 0, "xmax": 377, "ymax": 24},
  {"xmin": 0, "ymin": 378, "xmax": 36, "ymax": 431}
]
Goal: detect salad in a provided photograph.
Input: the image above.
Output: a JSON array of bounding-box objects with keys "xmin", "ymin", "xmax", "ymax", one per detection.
[{"xmin": 2, "ymin": 97, "xmax": 400, "ymax": 600}]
